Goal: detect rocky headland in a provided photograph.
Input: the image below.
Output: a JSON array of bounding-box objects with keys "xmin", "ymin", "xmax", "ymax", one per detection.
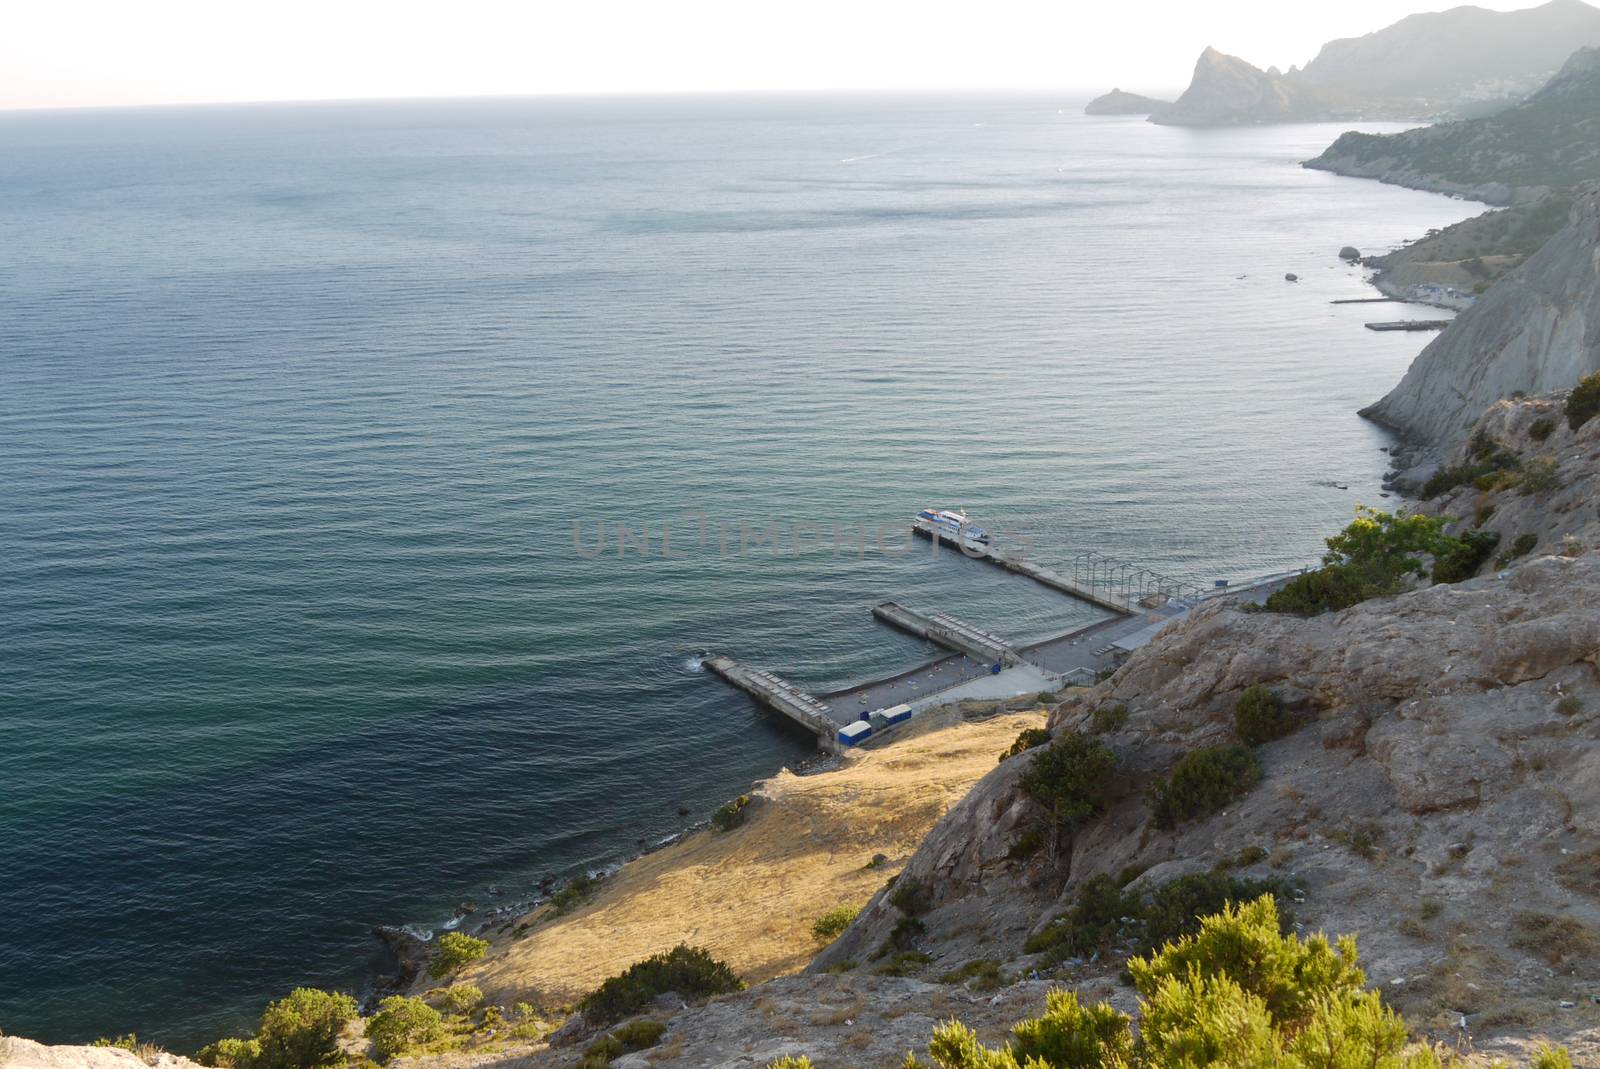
[{"xmin": 1083, "ymin": 89, "xmax": 1172, "ymax": 116}]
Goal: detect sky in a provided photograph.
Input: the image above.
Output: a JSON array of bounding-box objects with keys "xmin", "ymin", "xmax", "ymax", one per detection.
[{"xmin": 0, "ymin": 0, "xmax": 1561, "ymax": 110}]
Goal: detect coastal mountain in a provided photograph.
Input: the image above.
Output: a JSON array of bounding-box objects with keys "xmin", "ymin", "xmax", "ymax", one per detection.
[
  {"xmin": 1293, "ymin": 0, "xmax": 1600, "ymax": 109},
  {"xmin": 1082, "ymin": 88, "xmax": 1172, "ymax": 115},
  {"xmin": 1153, "ymin": 0, "xmax": 1600, "ymax": 126},
  {"xmin": 1363, "ymin": 183, "xmax": 1600, "ymax": 452},
  {"xmin": 1149, "ymin": 47, "xmax": 1330, "ymax": 126},
  {"xmin": 1307, "ymin": 46, "xmax": 1600, "ymax": 204}
]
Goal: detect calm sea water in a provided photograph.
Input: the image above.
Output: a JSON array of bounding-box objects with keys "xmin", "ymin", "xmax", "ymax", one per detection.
[{"xmin": 0, "ymin": 94, "xmax": 1476, "ymax": 1047}]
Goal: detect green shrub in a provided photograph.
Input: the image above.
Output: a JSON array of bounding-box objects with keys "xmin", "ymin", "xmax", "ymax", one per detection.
[
  {"xmin": 811, "ymin": 905, "xmax": 859, "ymax": 943},
  {"xmin": 428, "ymin": 932, "xmax": 488, "ymax": 979},
  {"xmin": 1140, "ymin": 872, "xmax": 1295, "ymax": 953},
  {"xmin": 907, "ymin": 894, "xmax": 1570, "ymax": 1069},
  {"xmin": 1265, "ymin": 506, "xmax": 1475, "ymax": 615},
  {"xmin": 1018, "ymin": 733, "xmax": 1118, "ymax": 827},
  {"xmin": 1498, "ymin": 532, "xmax": 1539, "ymax": 567},
  {"xmin": 940, "ymin": 959, "xmax": 1004, "ymax": 992},
  {"xmin": 885, "ymin": 915, "xmax": 927, "ymax": 952},
  {"xmin": 999, "ymin": 727, "xmax": 1052, "ymax": 762},
  {"xmin": 1566, "ymin": 371, "xmax": 1600, "ymax": 430},
  {"xmin": 1025, "ymin": 874, "xmax": 1140, "ymax": 961},
  {"xmin": 548, "ymin": 872, "xmax": 603, "ymax": 916},
  {"xmin": 1036, "ymin": 691, "xmax": 1060, "ymax": 704},
  {"xmin": 1557, "ymin": 695, "xmax": 1583, "ymax": 716},
  {"xmin": 763, "ymin": 1059, "xmax": 815, "ymax": 1069},
  {"xmin": 1422, "ymin": 433, "xmax": 1520, "ymax": 498},
  {"xmin": 1090, "ymin": 704, "xmax": 1129, "ymax": 733},
  {"xmin": 1529, "ymin": 416, "xmax": 1556, "ymax": 441},
  {"xmin": 872, "ymin": 950, "xmax": 932, "ymax": 976},
  {"xmin": 1518, "ymin": 457, "xmax": 1562, "ymax": 495},
  {"xmin": 1233, "ymin": 686, "xmax": 1292, "ymax": 746},
  {"xmin": 583, "ymin": 1019, "xmax": 666, "ymax": 1065},
  {"xmin": 1149, "ymin": 745, "xmax": 1262, "ymax": 830},
  {"xmin": 1007, "ymin": 827, "xmax": 1044, "ymax": 860},
  {"xmin": 251, "ymin": 989, "xmax": 359, "ymax": 1069},
  {"xmin": 366, "ymin": 996, "xmax": 443, "ymax": 1062},
  {"xmin": 430, "ymin": 984, "xmax": 482, "ymax": 1015},
  {"xmin": 196, "ymin": 1037, "xmax": 261, "ymax": 1069},
  {"xmin": 579, "ymin": 945, "xmax": 742, "ymax": 1026},
  {"xmin": 888, "ymin": 877, "xmax": 934, "ymax": 917},
  {"xmin": 711, "ymin": 794, "xmax": 752, "ymax": 832},
  {"xmin": 1432, "ymin": 529, "xmax": 1499, "ymax": 583}
]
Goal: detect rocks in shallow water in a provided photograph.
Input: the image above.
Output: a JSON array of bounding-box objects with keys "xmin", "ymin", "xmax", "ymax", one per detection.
[
  {"xmin": 1285, "ymin": 272, "xmax": 1300, "ymax": 282},
  {"xmin": 1340, "ymin": 246, "xmax": 1362, "ymax": 262}
]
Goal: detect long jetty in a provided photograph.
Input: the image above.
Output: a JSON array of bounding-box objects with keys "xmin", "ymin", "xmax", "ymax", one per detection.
[
  {"xmin": 872, "ymin": 601, "xmax": 1021, "ymax": 666},
  {"xmin": 1365, "ymin": 320, "xmax": 1452, "ymax": 332},
  {"xmin": 702, "ymin": 656, "xmax": 841, "ymax": 748}
]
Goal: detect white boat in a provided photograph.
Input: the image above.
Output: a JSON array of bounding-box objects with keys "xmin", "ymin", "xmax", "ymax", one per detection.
[{"xmin": 915, "ymin": 508, "xmax": 990, "ymax": 546}]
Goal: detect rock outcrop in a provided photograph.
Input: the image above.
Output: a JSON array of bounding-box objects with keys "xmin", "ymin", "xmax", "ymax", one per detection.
[
  {"xmin": 1362, "ymin": 184, "xmax": 1600, "ymax": 454},
  {"xmin": 1151, "ymin": 48, "xmax": 1332, "ymax": 126},
  {"xmin": 0, "ymin": 1037, "xmax": 203, "ymax": 1069},
  {"xmin": 1306, "ymin": 47, "xmax": 1600, "ymax": 204},
  {"xmin": 1083, "ymin": 89, "xmax": 1171, "ymax": 116}
]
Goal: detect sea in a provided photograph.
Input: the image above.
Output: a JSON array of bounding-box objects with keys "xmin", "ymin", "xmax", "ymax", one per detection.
[{"xmin": 0, "ymin": 93, "xmax": 1480, "ymax": 1048}]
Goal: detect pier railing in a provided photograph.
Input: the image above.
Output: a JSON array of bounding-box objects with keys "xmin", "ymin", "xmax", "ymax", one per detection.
[{"xmin": 1062, "ymin": 552, "xmax": 1210, "ymax": 606}]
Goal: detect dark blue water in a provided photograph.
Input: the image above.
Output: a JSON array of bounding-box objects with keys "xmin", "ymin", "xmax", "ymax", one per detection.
[{"xmin": 0, "ymin": 94, "xmax": 1476, "ymax": 1047}]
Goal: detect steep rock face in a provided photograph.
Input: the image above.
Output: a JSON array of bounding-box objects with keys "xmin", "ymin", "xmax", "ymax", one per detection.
[
  {"xmin": 1362, "ymin": 184, "xmax": 1600, "ymax": 452},
  {"xmin": 1151, "ymin": 48, "xmax": 1331, "ymax": 126},
  {"xmin": 1306, "ymin": 47, "xmax": 1600, "ymax": 203},
  {"xmin": 1292, "ymin": 0, "xmax": 1600, "ymax": 108},
  {"xmin": 1083, "ymin": 88, "xmax": 1172, "ymax": 116}
]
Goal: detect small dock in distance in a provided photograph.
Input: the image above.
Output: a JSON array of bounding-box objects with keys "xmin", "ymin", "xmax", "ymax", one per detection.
[
  {"xmin": 1365, "ymin": 319, "xmax": 1452, "ymax": 332},
  {"xmin": 702, "ymin": 656, "xmax": 843, "ymax": 749},
  {"xmin": 1330, "ymin": 297, "xmax": 1402, "ymax": 305}
]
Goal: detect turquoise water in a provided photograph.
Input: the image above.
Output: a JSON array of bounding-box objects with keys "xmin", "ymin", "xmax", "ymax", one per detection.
[{"xmin": 0, "ymin": 94, "xmax": 1475, "ymax": 1047}]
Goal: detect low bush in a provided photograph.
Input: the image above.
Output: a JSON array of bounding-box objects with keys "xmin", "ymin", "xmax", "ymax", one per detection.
[
  {"xmin": 885, "ymin": 915, "xmax": 927, "ymax": 952},
  {"xmin": 888, "ymin": 877, "xmax": 933, "ymax": 917},
  {"xmin": 1518, "ymin": 457, "xmax": 1562, "ymax": 495},
  {"xmin": 1529, "ymin": 416, "xmax": 1556, "ymax": 441},
  {"xmin": 1139, "ymin": 872, "xmax": 1295, "ymax": 953},
  {"xmin": 366, "ymin": 996, "xmax": 443, "ymax": 1062},
  {"xmin": 579, "ymin": 945, "xmax": 742, "ymax": 1026},
  {"xmin": 824, "ymin": 895, "xmax": 1574, "ymax": 1069},
  {"xmin": 1497, "ymin": 532, "xmax": 1539, "ymax": 567},
  {"xmin": 1263, "ymin": 507, "xmax": 1459, "ymax": 616},
  {"xmin": 1233, "ymin": 686, "xmax": 1292, "ymax": 746},
  {"xmin": 999, "ymin": 727, "xmax": 1051, "ymax": 762},
  {"xmin": 548, "ymin": 873, "xmax": 602, "ymax": 917},
  {"xmin": 1025, "ymin": 874, "xmax": 1140, "ymax": 961},
  {"xmin": 1090, "ymin": 704, "xmax": 1129, "ymax": 733},
  {"xmin": 429, "ymin": 932, "xmax": 488, "ymax": 980},
  {"xmin": 1422, "ymin": 432, "xmax": 1520, "ymax": 498},
  {"xmin": 1149, "ymin": 745, "xmax": 1262, "ymax": 830},
  {"xmin": 1007, "ymin": 827, "xmax": 1044, "ymax": 860},
  {"xmin": 710, "ymin": 794, "xmax": 752, "ymax": 832},
  {"xmin": 811, "ymin": 905, "xmax": 859, "ymax": 943},
  {"xmin": 872, "ymin": 951, "xmax": 932, "ymax": 976},
  {"xmin": 1566, "ymin": 371, "xmax": 1600, "ymax": 430},
  {"xmin": 1432, "ymin": 529, "xmax": 1500, "ymax": 583},
  {"xmin": 195, "ymin": 1037, "xmax": 261, "ymax": 1069},
  {"xmin": 940, "ymin": 959, "xmax": 1004, "ymax": 992},
  {"xmin": 429, "ymin": 984, "xmax": 482, "ymax": 1015},
  {"xmin": 581, "ymin": 1019, "xmax": 666, "ymax": 1067},
  {"xmin": 1018, "ymin": 733, "xmax": 1118, "ymax": 827}
]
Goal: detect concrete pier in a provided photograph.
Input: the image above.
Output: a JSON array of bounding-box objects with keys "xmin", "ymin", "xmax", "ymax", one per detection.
[
  {"xmin": 910, "ymin": 524, "xmax": 1142, "ymax": 614},
  {"xmin": 703, "ymin": 656, "xmax": 843, "ymax": 747},
  {"xmin": 871, "ymin": 601, "xmax": 1022, "ymax": 666},
  {"xmin": 1364, "ymin": 320, "xmax": 1451, "ymax": 332}
]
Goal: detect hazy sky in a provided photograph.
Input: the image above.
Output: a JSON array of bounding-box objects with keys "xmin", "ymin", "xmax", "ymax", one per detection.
[{"xmin": 0, "ymin": 0, "xmax": 1560, "ymax": 110}]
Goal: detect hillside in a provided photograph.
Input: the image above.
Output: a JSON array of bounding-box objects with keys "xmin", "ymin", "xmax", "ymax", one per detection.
[
  {"xmin": 1363, "ymin": 183, "xmax": 1600, "ymax": 458},
  {"xmin": 1292, "ymin": 0, "xmax": 1600, "ymax": 109},
  {"xmin": 1306, "ymin": 47, "xmax": 1600, "ymax": 203}
]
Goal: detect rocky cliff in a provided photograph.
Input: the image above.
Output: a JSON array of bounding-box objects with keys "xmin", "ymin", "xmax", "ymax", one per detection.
[
  {"xmin": 1150, "ymin": 48, "xmax": 1332, "ymax": 126},
  {"xmin": 1362, "ymin": 183, "xmax": 1600, "ymax": 454},
  {"xmin": 1306, "ymin": 47, "xmax": 1600, "ymax": 204},
  {"xmin": 1083, "ymin": 89, "xmax": 1171, "ymax": 116},
  {"xmin": 1292, "ymin": 0, "xmax": 1600, "ymax": 110}
]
